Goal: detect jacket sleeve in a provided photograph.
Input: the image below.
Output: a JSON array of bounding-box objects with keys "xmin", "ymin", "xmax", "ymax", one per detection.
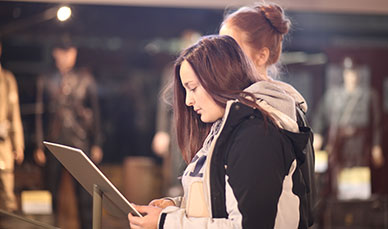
[
  {"xmin": 370, "ymin": 89, "xmax": 382, "ymax": 147},
  {"xmin": 164, "ymin": 196, "xmax": 183, "ymax": 207},
  {"xmin": 158, "ymin": 206, "xmax": 241, "ymax": 229},
  {"xmin": 86, "ymin": 73, "xmax": 102, "ymax": 147},
  {"xmin": 225, "ymin": 121, "xmax": 286, "ymax": 228},
  {"xmin": 35, "ymin": 75, "xmax": 44, "ymax": 150}
]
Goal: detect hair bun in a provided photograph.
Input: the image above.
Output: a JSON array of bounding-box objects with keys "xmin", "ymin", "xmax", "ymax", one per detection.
[{"xmin": 257, "ymin": 4, "xmax": 290, "ymax": 35}]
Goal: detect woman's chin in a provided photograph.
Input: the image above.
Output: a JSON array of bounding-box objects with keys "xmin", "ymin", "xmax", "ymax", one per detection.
[
  {"xmin": 200, "ymin": 116, "xmax": 210, "ymax": 123},
  {"xmin": 200, "ymin": 116, "xmax": 217, "ymax": 124}
]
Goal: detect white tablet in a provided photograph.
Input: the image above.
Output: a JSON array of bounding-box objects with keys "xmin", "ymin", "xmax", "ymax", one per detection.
[{"xmin": 43, "ymin": 141, "xmax": 142, "ymax": 218}]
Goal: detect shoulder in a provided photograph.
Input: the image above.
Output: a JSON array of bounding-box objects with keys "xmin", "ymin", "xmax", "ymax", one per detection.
[
  {"xmin": 223, "ymin": 102, "xmax": 286, "ymax": 147},
  {"xmin": 38, "ymin": 69, "xmax": 58, "ymax": 81},
  {"xmin": 77, "ymin": 67, "xmax": 94, "ymax": 78},
  {"xmin": 236, "ymin": 117, "xmax": 279, "ymax": 139},
  {"xmin": 223, "ymin": 117, "xmax": 290, "ymax": 179},
  {"xmin": 232, "ymin": 117, "xmax": 288, "ymax": 155},
  {"xmin": 76, "ymin": 68, "xmax": 97, "ymax": 85},
  {"xmin": 37, "ymin": 71, "xmax": 59, "ymax": 90},
  {"xmin": 212, "ymin": 103, "xmax": 294, "ymax": 179},
  {"xmin": 2, "ymin": 70, "xmax": 21, "ymax": 90},
  {"xmin": 226, "ymin": 113, "xmax": 289, "ymax": 161}
]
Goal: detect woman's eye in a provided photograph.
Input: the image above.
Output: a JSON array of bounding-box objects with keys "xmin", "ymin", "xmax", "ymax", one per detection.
[{"xmin": 190, "ymin": 87, "xmax": 197, "ymax": 92}]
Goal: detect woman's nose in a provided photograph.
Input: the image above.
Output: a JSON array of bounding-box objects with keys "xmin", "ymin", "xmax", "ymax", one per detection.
[{"xmin": 185, "ymin": 93, "xmax": 194, "ymax": 106}]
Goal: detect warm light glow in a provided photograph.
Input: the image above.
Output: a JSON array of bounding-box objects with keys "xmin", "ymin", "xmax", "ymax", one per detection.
[{"xmin": 57, "ymin": 6, "xmax": 71, "ymax": 22}]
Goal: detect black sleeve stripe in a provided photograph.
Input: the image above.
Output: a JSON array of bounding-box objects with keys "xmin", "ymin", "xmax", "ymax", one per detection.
[{"xmin": 159, "ymin": 213, "xmax": 167, "ymax": 229}]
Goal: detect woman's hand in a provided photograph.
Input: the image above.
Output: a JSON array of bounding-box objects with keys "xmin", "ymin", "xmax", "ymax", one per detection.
[
  {"xmin": 149, "ymin": 198, "xmax": 175, "ymax": 209},
  {"xmin": 128, "ymin": 204, "xmax": 162, "ymax": 229}
]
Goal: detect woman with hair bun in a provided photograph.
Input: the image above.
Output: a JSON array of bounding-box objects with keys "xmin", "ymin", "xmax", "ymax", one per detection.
[
  {"xmin": 220, "ymin": 2, "xmax": 316, "ymax": 228},
  {"xmin": 220, "ymin": 3, "xmax": 290, "ymax": 78},
  {"xmin": 128, "ymin": 34, "xmax": 312, "ymax": 228}
]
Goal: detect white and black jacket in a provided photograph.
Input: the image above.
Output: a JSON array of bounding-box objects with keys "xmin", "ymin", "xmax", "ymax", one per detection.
[{"xmin": 158, "ymin": 100, "xmax": 311, "ymax": 229}]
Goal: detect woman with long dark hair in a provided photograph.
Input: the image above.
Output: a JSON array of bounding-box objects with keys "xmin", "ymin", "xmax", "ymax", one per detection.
[{"xmin": 128, "ymin": 35, "xmax": 311, "ymax": 228}]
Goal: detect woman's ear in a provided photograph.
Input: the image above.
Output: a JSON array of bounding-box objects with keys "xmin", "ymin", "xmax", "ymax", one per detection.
[{"xmin": 253, "ymin": 47, "xmax": 270, "ymax": 67}]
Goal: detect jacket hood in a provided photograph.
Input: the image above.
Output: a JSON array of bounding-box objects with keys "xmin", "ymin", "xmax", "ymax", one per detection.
[
  {"xmin": 244, "ymin": 80, "xmax": 307, "ymax": 133},
  {"xmin": 270, "ymin": 80, "xmax": 308, "ymax": 113}
]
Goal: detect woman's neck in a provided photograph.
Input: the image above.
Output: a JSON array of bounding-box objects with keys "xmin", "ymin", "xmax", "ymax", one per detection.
[{"xmin": 256, "ymin": 65, "xmax": 271, "ymax": 81}]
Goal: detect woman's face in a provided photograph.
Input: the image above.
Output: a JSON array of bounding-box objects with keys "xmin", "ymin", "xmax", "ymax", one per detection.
[{"xmin": 180, "ymin": 60, "xmax": 225, "ymax": 123}]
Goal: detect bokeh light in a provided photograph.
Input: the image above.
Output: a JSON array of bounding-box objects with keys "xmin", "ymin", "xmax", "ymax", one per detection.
[{"xmin": 57, "ymin": 6, "xmax": 71, "ymax": 22}]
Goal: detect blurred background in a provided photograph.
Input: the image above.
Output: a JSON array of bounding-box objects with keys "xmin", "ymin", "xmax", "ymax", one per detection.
[{"xmin": 0, "ymin": 0, "xmax": 388, "ymax": 228}]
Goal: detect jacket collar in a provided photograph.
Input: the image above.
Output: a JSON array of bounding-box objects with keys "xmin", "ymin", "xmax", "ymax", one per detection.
[
  {"xmin": 220, "ymin": 100, "xmax": 263, "ymax": 131},
  {"xmin": 221, "ymin": 100, "xmax": 310, "ymax": 163}
]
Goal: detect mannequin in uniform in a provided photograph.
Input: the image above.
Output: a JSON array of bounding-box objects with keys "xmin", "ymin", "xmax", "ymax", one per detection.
[
  {"xmin": 0, "ymin": 41, "xmax": 24, "ymax": 212},
  {"xmin": 313, "ymin": 58, "xmax": 384, "ymax": 196}
]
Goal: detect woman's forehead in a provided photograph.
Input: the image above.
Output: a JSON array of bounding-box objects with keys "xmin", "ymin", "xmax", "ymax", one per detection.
[{"xmin": 180, "ymin": 61, "xmax": 199, "ymax": 84}]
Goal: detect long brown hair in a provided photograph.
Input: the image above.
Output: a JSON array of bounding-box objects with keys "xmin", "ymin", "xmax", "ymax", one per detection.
[
  {"xmin": 174, "ymin": 35, "xmax": 270, "ymax": 163},
  {"xmin": 222, "ymin": 3, "xmax": 290, "ymax": 68}
]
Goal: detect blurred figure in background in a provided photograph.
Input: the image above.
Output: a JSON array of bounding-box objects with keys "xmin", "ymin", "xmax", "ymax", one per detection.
[
  {"xmin": 0, "ymin": 40, "xmax": 24, "ymax": 212},
  {"xmin": 313, "ymin": 57, "xmax": 384, "ymax": 197},
  {"xmin": 34, "ymin": 35, "xmax": 102, "ymax": 229}
]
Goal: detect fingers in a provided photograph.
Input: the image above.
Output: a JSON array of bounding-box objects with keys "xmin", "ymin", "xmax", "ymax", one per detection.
[
  {"xmin": 128, "ymin": 205, "xmax": 162, "ymax": 229},
  {"xmin": 128, "ymin": 206, "xmax": 149, "ymax": 228},
  {"xmin": 160, "ymin": 200, "xmax": 175, "ymax": 208},
  {"xmin": 128, "ymin": 212, "xmax": 141, "ymax": 224},
  {"xmin": 149, "ymin": 199, "xmax": 161, "ymax": 206},
  {"xmin": 131, "ymin": 203, "xmax": 148, "ymax": 215},
  {"xmin": 148, "ymin": 199, "xmax": 174, "ymax": 208},
  {"xmin": 128, "ymin": 213, "xmax": 142, "ymax": 229},
  {"xmin": 133, "ymin": 204, "xmax": 149, "ymax": 213}
]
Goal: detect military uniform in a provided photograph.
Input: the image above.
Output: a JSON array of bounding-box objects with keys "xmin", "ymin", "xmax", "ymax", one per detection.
[
  {"xmin": 36, "ymin": 68, "xmax": 101, "ymax": 229},
  {"xmin": 0, "ymin": 67, "xmax": 24, "ymax": 211}
]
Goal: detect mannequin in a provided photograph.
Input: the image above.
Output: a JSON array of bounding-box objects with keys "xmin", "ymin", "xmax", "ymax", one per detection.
[{"xmin": 313, "ymin": 58, "xmax": 384, "ymax": 196}]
